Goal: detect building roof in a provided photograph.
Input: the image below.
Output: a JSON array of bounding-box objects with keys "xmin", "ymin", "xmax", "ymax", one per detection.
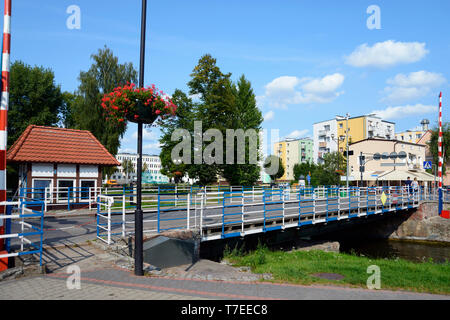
[
  {"xmin": 349, "ymin": 138, "xmax": 426, "ymax": 147},
  {"xmin": 7, "ymin": 125, "xmax": 120, "ymax": 166},
  {"xmin": 313, "ymin": 114, "xmax": 396, "ymax": 125}
]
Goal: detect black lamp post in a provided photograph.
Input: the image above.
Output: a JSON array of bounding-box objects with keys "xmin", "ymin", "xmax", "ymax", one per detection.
[{"xmin": 134, "ymin": 0, "xmax": 147, "ymax": 277}]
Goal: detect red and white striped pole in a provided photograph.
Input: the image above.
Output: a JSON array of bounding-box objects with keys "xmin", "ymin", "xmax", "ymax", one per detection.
[
  {"xmin": 0, "ymin": 0, "xmax": 11, "ymax": 250},
  {"xmin": 438, "ymin": 92, "xmax": 443, "ymax": 216}
]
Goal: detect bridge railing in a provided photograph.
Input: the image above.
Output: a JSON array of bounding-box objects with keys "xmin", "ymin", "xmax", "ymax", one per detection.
[
  {"xmin": 0, "ymin": 199, "xmax": 44, "ymax": 266},
  {"xmin": 96, "ymin": 186, "xmax": 440, "ymax": 243}
]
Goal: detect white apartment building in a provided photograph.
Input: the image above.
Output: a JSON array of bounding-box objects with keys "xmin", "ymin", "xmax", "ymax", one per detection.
[
  {"xmin": 313, "ymin": 115, "xmax": 395, "ymax": 164},
  {"xmin": 112, "ymin": 153, "xmax": 169, "ymax": 183}
]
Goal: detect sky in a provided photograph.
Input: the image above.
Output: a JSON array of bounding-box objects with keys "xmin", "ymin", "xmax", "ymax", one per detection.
[{"xmin": 8, "ymin": 0, "xmax": 450, "ymax": 155}]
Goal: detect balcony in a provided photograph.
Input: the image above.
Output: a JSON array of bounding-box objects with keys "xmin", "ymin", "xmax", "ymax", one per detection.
[{"xmin": 318, "ymin": 130, "xmax": 327, "ymax": 136}]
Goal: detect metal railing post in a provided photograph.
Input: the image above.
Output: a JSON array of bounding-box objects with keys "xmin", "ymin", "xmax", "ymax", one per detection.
[
  {"xmin": 44, "ymin": 187, "xmax": 48, "ymax": 212},
  {"xmin": 122, "ymin": 193, "xmax": 126, "ymax": 237},
  {"xmin": 107, "ymin": 202, "xmax": 111, "ymax": 245},
  {"xmin": 187, "ymin": 193, "xmax": 190, "ymax": 230},
  {"xmin": 200, "ymin": 192, "xmax": 203, "ymax": 238}
]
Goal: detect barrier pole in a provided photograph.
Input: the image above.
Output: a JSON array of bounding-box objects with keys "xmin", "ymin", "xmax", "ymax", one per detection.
[
  {"xmin": 0, "ymin": 0, "xmax": 12, "ymax": 252},
  {"xmin": 438, "ymin": 92, "xmax": 444, "ymax": 216}
]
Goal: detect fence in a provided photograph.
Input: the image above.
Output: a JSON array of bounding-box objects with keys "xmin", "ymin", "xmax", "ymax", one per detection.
[
  {"xmin": 0, "ymin": 198, "xmax": 44, "ymax": 266},
  {"xmin": 96, "ymin": 185, "xmax": 438, "ymax": 244}
]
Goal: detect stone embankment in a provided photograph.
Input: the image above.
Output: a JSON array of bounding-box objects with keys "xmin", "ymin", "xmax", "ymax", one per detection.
[{"xmin": 388, "ymin": 201, "xmax": 450, "ymax": 243}]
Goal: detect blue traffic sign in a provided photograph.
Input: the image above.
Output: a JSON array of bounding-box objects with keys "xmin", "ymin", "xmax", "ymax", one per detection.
[{"xmin": 423, "ymin": 161, "xmax": 432, "ymax": 170}]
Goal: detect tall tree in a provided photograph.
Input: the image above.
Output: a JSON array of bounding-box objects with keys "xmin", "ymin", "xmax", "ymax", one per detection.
[
  {"xmin": 186, "ymin": 54, "xmax": 234, "ymax": 185},
  {"xmin": 8, "ymin": 61, "xmax": 64, "ymax": 148},
  {"xmin": 221, "ymin": 75, "xmax": 263, "ymax": 185},
  {"xmin": 159, "ymin": 90, "xmax": 194, "ymax": 183},
  {"xmin": 71, "ymin": 46, "xmax": 137, "ymax": 156}
]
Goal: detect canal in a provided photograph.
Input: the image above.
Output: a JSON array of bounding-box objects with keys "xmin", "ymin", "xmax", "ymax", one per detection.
[{"xmin": 339, "ymin": 239, "xmax": 450, "ymax": 264}]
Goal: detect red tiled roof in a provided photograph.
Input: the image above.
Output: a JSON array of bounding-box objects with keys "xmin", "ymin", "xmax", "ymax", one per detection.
[{"xmin": 7, "ymin": 125, "xmax": 120, "ymax": 166}]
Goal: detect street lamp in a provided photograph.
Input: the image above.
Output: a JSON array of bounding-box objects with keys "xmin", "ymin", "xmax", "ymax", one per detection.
[{"xmin": 134, "ymin": 0, "xmax": 148, "ymax": 277}]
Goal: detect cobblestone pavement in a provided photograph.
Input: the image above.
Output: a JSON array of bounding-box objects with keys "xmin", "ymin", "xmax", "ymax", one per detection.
[{"xmin": 0, "ymin": 244, "xmax": 449, "ymax": 300}]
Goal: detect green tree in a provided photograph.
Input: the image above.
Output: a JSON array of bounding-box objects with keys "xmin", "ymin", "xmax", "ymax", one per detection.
[
  {"xmin": 59, "ymin": 92, "xmax": 77, "ymax": 128},
  {"xmin": 159, "ymin": 89, "xmax": 195, "ymax": 183},
  {"xmin": 221, "ymin": 75, "xmax": 263, "ymax": 186},
  {"xmin": 160, "ymin": 55, "xmax": 263, "ymax": 186},
  {"xmin": 428, "ymin": 123, "xmax": 449, "ymax": 175},
  {"xmin": 7, "ymin": 61, "xmax": 68, "ymax": 190},
  {"xmin": 264, "ymin": 155, "xmax": 285, "ymax": 182},
  {"xmin": 8, "ymin": 61, "xmax": 64, "ymax": 148},
  {"xmin": 293, "ymin": 162, "xmax": 316, "ymax": 182},
  {"xmin": 71, "ymin": 46, "xmax": 137, "ymax": 156},
  {"xmin": 308, "ymin": 152, "xmax": 346, "ymax": 186}
]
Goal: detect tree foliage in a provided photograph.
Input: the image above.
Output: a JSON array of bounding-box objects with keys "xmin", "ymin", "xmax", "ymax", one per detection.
[
  {"xmin": 264, "ymin": 155, "xmax": 285, "ymax": 182},
  {"xmin": 71, "ymin": 46, "xmax": 137, "ymax": 156},
  {"xmin": 159, "ymin": 54, "xmax": 263, "ymax": 186},
  {"xmin": 8, "ymin": 61, "xmax": 65, "ymax": 148}
]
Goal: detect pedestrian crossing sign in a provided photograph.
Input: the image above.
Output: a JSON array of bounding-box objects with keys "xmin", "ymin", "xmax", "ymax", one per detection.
[{"xmin": 423, "ymin": 161, "xmax": 432, "ymax": 170}]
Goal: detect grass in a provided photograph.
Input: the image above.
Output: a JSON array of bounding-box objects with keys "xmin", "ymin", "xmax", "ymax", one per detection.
[{"xmin": 223, "ymin": 244, "xmax": 450, "ymax": 295}]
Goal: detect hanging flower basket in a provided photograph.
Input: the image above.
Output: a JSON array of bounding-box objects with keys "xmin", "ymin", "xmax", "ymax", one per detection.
[{"xmin": 101, "ymin": 83, "xmax": 177, "ymax": 125}]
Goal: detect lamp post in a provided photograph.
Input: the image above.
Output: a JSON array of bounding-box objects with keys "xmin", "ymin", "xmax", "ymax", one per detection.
[{"xmin": 134, "ymin": 0, "xmax": 147, "ymax": 277}]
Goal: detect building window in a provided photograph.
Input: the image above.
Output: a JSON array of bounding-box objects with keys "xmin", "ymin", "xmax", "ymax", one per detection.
[
  {"xmin": 57, "ymin": 179, "xmax": 75, "ymax": 201},
  {"xmin": 80, "ymin": 180, "xmax": 96, "ymax": 199},
  {"xmin": 32, "ymin": 179, "xmax": 52, "ymax": 200}
]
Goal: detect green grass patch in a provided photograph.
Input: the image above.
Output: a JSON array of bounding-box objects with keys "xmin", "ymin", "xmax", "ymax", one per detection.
[{"xmin": 223, "ymin": 244, "xmax": 450, "ymax": 295}]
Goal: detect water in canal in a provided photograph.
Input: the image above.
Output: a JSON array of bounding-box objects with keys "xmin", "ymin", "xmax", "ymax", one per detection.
[{"xmin": 339, "ymin": 239, "xmax": 450, "ymax": 264}]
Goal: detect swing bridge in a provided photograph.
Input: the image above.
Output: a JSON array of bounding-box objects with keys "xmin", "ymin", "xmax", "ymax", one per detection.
[
  {"xmin": 0, "ymin": 185, "xmax": 448, "ymax": 266},
  {"xmin": 94, "ymin": 185, "xmax": 448, "ymax": 244}
]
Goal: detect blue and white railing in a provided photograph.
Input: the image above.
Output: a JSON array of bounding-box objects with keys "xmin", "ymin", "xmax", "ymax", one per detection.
[
  {"xmin": 0, "ymin": 199, "xmax": 44, "ymax": 266},
  {"xmin": 96, "ymin": 185, "xmax": 440, "ymax": 244}
]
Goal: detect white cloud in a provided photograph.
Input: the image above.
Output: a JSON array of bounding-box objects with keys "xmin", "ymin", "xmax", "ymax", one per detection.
[
  {"xmin": 132, "ymin": 128, "xmax": 158, "ymax": 141},
  {"xmin": 143, "ymin": 142, "xmax": 161, "ymax": 151},
  {"xmin": 371, "ymin": 104, "xmax": 436, "ymax": 120},
  {"xmin": 264, "ymin": 110, "xmax": 275, "ymax": 121},
  {"xmin": 387, "ymin": 71, "xmax": 445, "ymax": 88},
  {"xmin": 285, "ymin": 129, "xmax": 309, "ymax": 139},
  {"xmin": 259, "ymin": 73, "xmax": 345, "ymax": 109},
  {"xmin": 382, "ymin": 71, "xmax": 446, "ymax": 103},
  {"xmin": 345, "ymin": 40, "xmax": 429, "ymax": 68},
  {"xmin": 118, "ymin": 148, "xmax": 135, "ymax": 154}
]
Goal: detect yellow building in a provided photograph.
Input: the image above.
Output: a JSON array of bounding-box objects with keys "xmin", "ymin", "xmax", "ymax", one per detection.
[
  {"xmin": 274, "ymin": 138, "xmax": 314, "ymax": 181},
  {"xmin": 314, "ymin": 114, "xmax": 395, "ymax": 164}
]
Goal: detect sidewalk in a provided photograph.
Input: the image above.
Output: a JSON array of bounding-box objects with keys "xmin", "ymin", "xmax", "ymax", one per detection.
[{"xmin": 0, "ymin": 244, "xmax": 448, "ymax": 300}]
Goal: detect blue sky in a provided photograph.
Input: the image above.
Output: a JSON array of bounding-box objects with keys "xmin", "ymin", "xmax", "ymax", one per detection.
[{"xmin": 8, "ymin": 0, "xmax": 450, "ymax": 154}]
